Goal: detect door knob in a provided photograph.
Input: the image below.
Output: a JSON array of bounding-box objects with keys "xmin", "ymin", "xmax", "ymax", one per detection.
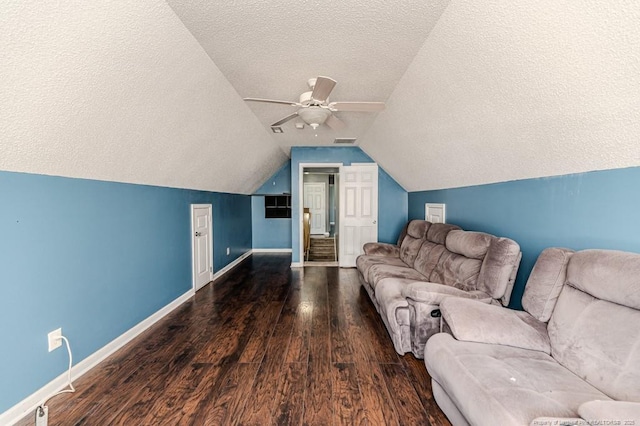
[
  {"xmin": 195, "ymin": 232, "xmax": 202, "ymax": 237},
  {"xmin": 373, "ymin": 220, "xmax": 377, "ymax": 224}
]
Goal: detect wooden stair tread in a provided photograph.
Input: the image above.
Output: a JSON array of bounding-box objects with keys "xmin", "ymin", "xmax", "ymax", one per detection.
[{"xmin": 308, "ymin": 238, "xmax": 336, "ymax": 261}]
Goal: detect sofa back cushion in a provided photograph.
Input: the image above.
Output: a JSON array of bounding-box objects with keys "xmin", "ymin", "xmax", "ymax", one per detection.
[
  {"xmin": 413, "ymin": 241, "xmax": 445, "ymax": 279},
  {"xmin": 426, "ymin": 223, "xmax": 460, "ymax": 245},
  {"xmin": 399, "ymin": 220, "xmax": 431, "ymax": 267},
  {"xmin": 428, "ymin": 251, "xmax": 483, "ymax": 291},
  {"xmin": 418, "ymin": 230, "xmax": 491, "ymax": 291},
  {"xmin": 445, "ymin": 230, "xmax": 492, "ymax": 259},
  {"xmin": 412, "ymin": 227, "xmax": 519, "ymax": 297},
  {"xmin": 567, "ymin": 250, "xmax": 640, "ymax": 309},
  {"xmin": 407, "ymin": 220, "xmax": 431, "ymax": 239},
  {"xmin": 548, "ymin": 250, "xmax": 640, "ymax": 402},
  {"xmin": 412, "ymin": 224, "xmax": 461, "ymax": 278},
  {"xmin": 522, "ymin": 248, "xmax": 574, "ymax": 322},
  {"xmin": 396, "ymin": 222, "xmax": 409, "ymax": 247}
]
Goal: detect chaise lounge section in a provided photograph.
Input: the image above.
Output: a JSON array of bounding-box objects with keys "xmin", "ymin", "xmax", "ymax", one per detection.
[
  {"xmin": 356, "ymin": 220, "xmax": 522, "ymax": 358},
  {"xmin": 426, "ymin": 247, "xmax": 640, "ymax": 425}
]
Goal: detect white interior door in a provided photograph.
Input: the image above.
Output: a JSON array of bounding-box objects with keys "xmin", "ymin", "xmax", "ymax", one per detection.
[
  {"xmin": 191, "ymin": 204, "xmax": 212, "ymax": 291},
  {"xmin": 304, "ymin": 182, "xmax": 326, "ymax": 235},
  {"xmin": 339, "ymin": 164, "xmax": 378, "ymax": 267}
]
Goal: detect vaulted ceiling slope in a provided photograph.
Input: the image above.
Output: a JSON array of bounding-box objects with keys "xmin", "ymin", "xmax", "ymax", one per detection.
[
  {"xmin": 1, "ymin": 1, "xmax": 286, "ymax": 194},
  {"xmin": 360, "ymin": 0, "xmax": 640, "ymax": 192}
]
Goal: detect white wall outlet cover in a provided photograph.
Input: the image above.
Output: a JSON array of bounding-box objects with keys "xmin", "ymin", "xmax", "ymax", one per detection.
[
  {"xmin": 226, "ymin": 247, "xmax": 230, "ymax": 255},
  {"xmin": 48, "ymin": 328, "xmax": 62, "ymax": 352}
]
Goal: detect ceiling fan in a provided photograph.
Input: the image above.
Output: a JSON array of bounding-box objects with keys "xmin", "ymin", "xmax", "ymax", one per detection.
[{"xmin": 243, "ymin": 76, "xmax": 385, "ymax": 130}]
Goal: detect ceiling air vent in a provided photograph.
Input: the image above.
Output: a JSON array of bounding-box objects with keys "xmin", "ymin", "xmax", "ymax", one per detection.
[{"xmin": 333, "ymin": 138, "xmax": 356, "ymax": 145}]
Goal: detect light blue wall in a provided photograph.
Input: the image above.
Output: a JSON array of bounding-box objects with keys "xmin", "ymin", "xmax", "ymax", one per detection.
[
  {"xmin": 252, "ymin": 161, "xmax": 292, "ymax": 249},
  {"xmin": 251, "ymin": 196, "xmax": 292, "ymax": 249},
  {"xmin": 254, "ymin": 161, "xmax": 291, "ymax": 195},
  {"xmin": 408, "ymin": 166, "xmax": 640, "ymax": 310},
  {"xmin": 0, "ymin": 170, "xmax": 252, "ymax": 413},
  {"xmin": 290, "ymin": 147, "xmax": 408, "ymax": 263}
]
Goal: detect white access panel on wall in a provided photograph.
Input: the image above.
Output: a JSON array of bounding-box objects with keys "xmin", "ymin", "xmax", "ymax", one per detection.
[
  {"xmin": 425, "ymin": 203, "xmax": 446, "ymax": 223},
  {"xmin": 339, "ymin": 164, "xmax": 378, "ymax": 267}
]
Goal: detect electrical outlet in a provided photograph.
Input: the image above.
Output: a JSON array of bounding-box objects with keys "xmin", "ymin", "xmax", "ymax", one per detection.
[
  {"xmin": 48, "ymin": 328, "xmax": 62, "ymax": 352},
  {"xmin": 35, "ymin": 405, "xmax": 48, "ymax": 426},
  {"xmin": 226, "ymin": 247, "xmax": 230, "ymax": 255}
]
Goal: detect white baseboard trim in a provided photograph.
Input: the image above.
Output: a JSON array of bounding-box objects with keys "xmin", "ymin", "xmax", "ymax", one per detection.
[
  {"xmin": 0, "ymin": 290, "xmax": 194, "ymax": 426},
  {"xmin": 252, "ymin": 248, "xmax": 292, "ymax": 253},
  {"xmin": 290, "ymin": 262, "xmax": 304, "ymax": 268},
  {"xmin": 212, "ymin": 250, "xmax": 252, "ymax": 282}
]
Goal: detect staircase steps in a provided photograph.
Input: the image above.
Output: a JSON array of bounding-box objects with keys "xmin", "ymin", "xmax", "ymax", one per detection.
[{"xmin": 308, "ymin": 237, "xmax": 336, "ymax": 261}]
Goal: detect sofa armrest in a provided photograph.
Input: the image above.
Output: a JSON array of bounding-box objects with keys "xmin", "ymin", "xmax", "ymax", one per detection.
[
  {"xmin": 363, "ymin": 242, "xmax": 400, "ymax": 257},
  {"xmin": 579, "ymin": 400, "xmax": 640, "ymax": 424},
  {"xmin": 403, "ymin": 281, "xmax": 492, "ymax": 306},
  {"xmin": 440, "ymin": 298, "xmax": 551, "ymax": 354}
]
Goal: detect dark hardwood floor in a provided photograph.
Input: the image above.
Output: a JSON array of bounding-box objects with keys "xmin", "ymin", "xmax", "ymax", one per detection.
[{"xmin": 17, "ymin": 254, "xmax": 451, "ymax": 425}]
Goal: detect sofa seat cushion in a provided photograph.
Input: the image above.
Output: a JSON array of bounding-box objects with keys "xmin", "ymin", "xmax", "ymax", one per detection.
[
  {"xmin": 425, "ymin": 333, "xmax": 611, "ymax": 426},
  {"xmin": 402, "ymin": 281, "xmax": 492, "ymax": 305},
  {"xmin": 356, "ymin": 255, "xmax": 407, "ymax": 282},
  {"xmin": 367, "ymin": 263, "xmax": 427, "ymax": 288}
]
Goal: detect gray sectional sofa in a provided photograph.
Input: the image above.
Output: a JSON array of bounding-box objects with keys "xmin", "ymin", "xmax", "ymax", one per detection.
[
  {"xmin": 426, "ymin": 247, "xmax": 640, "ymax": 425},
  {"xmin": 356, "ymin": 220, "xmax": 522, "ymax": 358}
]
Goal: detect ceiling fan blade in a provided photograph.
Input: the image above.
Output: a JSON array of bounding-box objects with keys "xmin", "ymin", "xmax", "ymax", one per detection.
[
  {"xmin": 328, "ymin": 102, "xmax": 385, "ymax": 112},
  {"xmin": 325, "ymin": 114, "xmax": 346, "ymax": 131},
  {"xmin": 244, "ymin": 97, "xmax": 300, "ymax": 106},
  {"xmin": 271, "ymin": 112, "xmax": 298, "ymax": 127},
  {"xmin": 311, "ymin": 76, "xmax": 337, "ymax": 103}
]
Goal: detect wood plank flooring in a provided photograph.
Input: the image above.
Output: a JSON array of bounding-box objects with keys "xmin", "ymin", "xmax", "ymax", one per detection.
[{"xmin": 17, "ymin": 254, "xmax": 451, "ymax": 426}]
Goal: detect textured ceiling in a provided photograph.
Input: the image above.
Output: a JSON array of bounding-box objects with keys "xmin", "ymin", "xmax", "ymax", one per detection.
[
  {"xmin": 3, "ymin": 0, "xmax": 639, "ymax": 195},
  {"xmin": 360, "ymin": 0, "xmax": 640, "ymax": 191},
  {"xmin": 165, "ymin": 0, "xmax": 452, "ymax": 150}
]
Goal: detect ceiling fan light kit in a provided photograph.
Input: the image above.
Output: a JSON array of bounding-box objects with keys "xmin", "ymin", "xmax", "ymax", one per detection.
[
  {"xmin": 244, "ymin": 76, "xmax": 385, "ymax": 131},
  {"xmin": 298, "ymin": 107, "xmax": 331, "ymax": 129}
]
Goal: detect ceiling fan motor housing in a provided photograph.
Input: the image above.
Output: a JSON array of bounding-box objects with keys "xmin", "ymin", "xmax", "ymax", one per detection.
[{"xmin": 300, "ymin": 91, "xmax": 327, "ymax": 106}]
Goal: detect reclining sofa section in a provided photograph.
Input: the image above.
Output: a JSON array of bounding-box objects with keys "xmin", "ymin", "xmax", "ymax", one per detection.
[
  {"xmin": 426, "ymin": 248, "xmax": 640, "ymax": 425},
  {"xmin": 356, "ymin": 220, "xmax": 521, "ymax": 358}
]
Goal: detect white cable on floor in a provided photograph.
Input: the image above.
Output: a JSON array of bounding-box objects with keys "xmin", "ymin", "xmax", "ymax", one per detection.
[{"xmin": 39, "ymin": 335, "xmax": 76, "ymax": 411}]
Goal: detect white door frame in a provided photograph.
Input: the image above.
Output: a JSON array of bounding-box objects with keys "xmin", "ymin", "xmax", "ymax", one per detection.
[
  {"xmin": 191, "ymin": 204, "xmax": 213, "ymax": 292},
  {"xmin": 298, "ymin": 163, "xmax": 343, "ymax": 265}
]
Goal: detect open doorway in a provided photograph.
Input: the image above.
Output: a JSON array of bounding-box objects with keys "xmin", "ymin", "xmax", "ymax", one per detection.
[{"xmin": 302, "ymin": 167, "xmax": 339, "ymax": 265}]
